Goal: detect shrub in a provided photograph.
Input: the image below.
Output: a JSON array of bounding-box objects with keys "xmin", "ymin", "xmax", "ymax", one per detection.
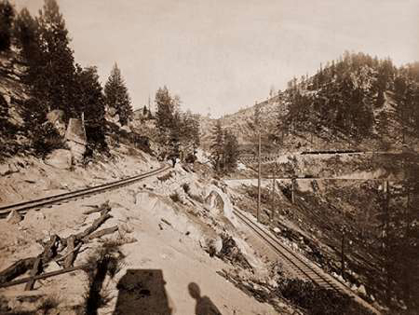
[
  {"xmin": 32, "ymin": 122, "xmax": 65, "ymax": 157},
  {"xmin": 158, "ymin": 171, "xmax": 174, "ymax": 182},
  {"xmin": 181, "ymin": 183, "xmax": 190, "ymax": 194},
  {"xmin": 169, "ymin": 192, "xmax": 180, "ymax": 203}
]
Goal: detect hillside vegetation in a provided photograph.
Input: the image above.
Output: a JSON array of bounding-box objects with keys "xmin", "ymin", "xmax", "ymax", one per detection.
[{"xmin": 202, "ymin": 52, "xmax": 419, "ymax": 154}]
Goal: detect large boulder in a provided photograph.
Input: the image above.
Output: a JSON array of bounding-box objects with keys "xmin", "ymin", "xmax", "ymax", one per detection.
[
  {"xmin": 199, "ymin": 235, "xmax": 223, "ymax": 256},
  {"xmin": 45, "ymin": 149, "xmax": 72, "ymax": 169},
  {"xmin": 204, "ymin": 185, "xmax": 237, "ymax": 225}
]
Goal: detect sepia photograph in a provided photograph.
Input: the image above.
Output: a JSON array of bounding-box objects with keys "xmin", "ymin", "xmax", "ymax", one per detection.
[{"xmin": 0, "ymin": 0, "xmax": 418, "ymax": 314}]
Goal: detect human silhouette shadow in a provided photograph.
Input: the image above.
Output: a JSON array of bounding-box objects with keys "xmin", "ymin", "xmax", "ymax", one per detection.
[
  {"xmin": 113, "ymin": 269, "xmax": 172, "ymax": 315},
  {"xmin": 188, "ymin": 282, "xmax": 222, "ymax": 315}
]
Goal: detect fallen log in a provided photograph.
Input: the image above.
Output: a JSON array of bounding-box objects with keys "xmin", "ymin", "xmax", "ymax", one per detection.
[
  {"xmin": 0, "ymin": 235, "xmax": 60, "ymax": 287},
  {"xmin": 41, "ymin": 235, "xmax": 60, "ymax": 262},
  {"xmin": 83, "ymin": 201, "xmax": 110, "ymax": 215},
  {"xmin": 0, "ymin": 258, "xmax": 36, "ymax": 284},
  {"xmin": 25, "ymin": 234, "xmax": 60, "ymax": 290},
  {"xmin": 0, "ymin": 206, "xmax": 112, "ymax": 286},
  {"xmin": 84, "ymin": 226, "xmax": 118, "ymax": 241},
  {"xmin": 62, "ymin": 208, "xmax": 112, "ymax": 248},
  {"xmin": 75, "ymin": 212, "xmax": 111, "ymax": 240},
  {"xmin": 24, "ymin": 257, "xmax": 41, "ymax": 291},
  {"xmin": 0, "ymin": 264, "xmax": 90, "ymax": 289},
  {"xmin": 63, "ymin": 236, "xmax": 77, "ymax": 269}
]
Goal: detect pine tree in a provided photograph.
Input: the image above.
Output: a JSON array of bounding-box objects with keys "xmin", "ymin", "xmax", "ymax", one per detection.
[
  {"xmin": 155, "ymin": 86, "xmax": 175, "ymax": 143},
  {"xmin": 0, "ymin": 93, "xmax": 10, "ymax": 134},
  {"xmin": 210, "ymin": 120, "xmax": 224, "ymax": 173},
  {"xmin": 35, "ymin": 0, "xmax": 77, "ymax": 117},
  {"xmin": 13, "ymin": 7, "xmax": 38, "ymax": 61},
  {"xmin": 0, "ymin": 0, "xmax": 14, "ymax": 51},
  {"xmin": 104, "ymin": 63, "xmax": 133, "ymax": 126},
  {"xmin": 75, "ymin": 65, "xmax": 107, "ymax": 152},
  {"xmin": 168, "ymin": 111, "xmax": 181, "ymax": 162},
  {"xmin": 190, "ymin": 114, "xmax": 200, "ymax": 149},
  {"xmin": 223, "ymin": 130, "xmax": 239, "ymax": 173},
  {"xmin": 179, "ymin": 110, "xmax": 200, "ymax": 149}
]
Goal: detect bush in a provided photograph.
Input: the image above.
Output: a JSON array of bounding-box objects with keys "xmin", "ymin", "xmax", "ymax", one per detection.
[
  {"xmin": 169, "ymin": 192, "xmax": 180, "ymax": 203},
  {"xmin": 185, "ymin": 152, "xmax": 196, "ymax": 163},
  {"xmin": 158, "ymin": 171, "xmax": 174, "ymax": 182},
  {"xmin": 32, "ymin": 122, "xmax": 64, "ymax": 157},
  {"xmin": 181, "ymin": 183, "xmax": 190, "ymax": 194}
]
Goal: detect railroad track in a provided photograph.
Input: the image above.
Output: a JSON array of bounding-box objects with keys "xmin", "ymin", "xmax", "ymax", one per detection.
[
  {"xmin": 0, "ymin": 164, "xmax": 171, "ymax": 219},
  {"xmin": 233, "ymin": 208, "xmax": 380, "ymax": 314}
]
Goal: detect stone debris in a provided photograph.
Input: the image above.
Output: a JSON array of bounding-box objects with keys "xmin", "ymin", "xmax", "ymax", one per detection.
[
  {"xmin": 6, "ymin": 210, "xmax": 22, "ymax": 224},
  {"xmin": 200, "ymin": 235, "xmax": 223, "ymax": 257},
  {"xmin": 216, "ymin": 234, "xmax": 253, "ymax": 271}
]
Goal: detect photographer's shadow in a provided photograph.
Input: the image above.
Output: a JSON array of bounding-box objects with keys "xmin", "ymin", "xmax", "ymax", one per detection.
[{"xmin": 188, "ymin": 282, "xmax": 222, "ymax": 315}]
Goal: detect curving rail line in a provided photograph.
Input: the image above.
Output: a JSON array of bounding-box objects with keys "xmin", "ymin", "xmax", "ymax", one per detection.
[
  {"xmin": 0, "ymin": 164, "xmax": 171, "ymax": 219},
  {"xmin": 233, "ymin": 208, "xmax": 380, "ymax": 314}
]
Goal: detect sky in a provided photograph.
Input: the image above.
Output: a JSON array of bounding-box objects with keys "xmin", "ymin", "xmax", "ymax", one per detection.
[{"xmin": 13, "ymin": 0, "xmax": 419, "ymax": 117}]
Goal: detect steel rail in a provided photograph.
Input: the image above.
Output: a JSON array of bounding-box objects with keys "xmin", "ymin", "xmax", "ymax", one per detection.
[
  {"xmin": 234, "ymin": 208, "xmax": 347, "ymax": 293},
  {"xmin": 234, "ymin": 208, "xmax": 381, "ymax": 314},
  {"xmin": 0, "ymin": 165, "xmax": 171, "ymax": 219}
]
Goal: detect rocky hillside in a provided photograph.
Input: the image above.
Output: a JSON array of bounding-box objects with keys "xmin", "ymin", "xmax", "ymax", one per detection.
[
  {"xmin": 202, "ymin": 52, "xmax": 419, "ymax": 154},
  {"xmin": 0, "ymin": 49, "xmax": 31, "ymax": 159}
]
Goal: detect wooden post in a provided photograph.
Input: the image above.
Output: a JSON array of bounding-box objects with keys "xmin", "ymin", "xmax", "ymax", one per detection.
[
  {"xmin": 271, "ymin": 172, "xmax": 276, "ymax": 221},
  {"xmin": 257, "ymin": 131, "xmax": 261, "ymax": 222}
]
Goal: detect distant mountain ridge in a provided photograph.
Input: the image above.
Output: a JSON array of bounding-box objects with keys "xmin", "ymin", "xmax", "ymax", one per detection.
[{"xmin": 201, "ymin": 52, "xmax": 419, "ymax": 154}]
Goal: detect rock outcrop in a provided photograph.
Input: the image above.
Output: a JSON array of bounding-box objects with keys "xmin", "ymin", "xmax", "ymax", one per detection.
[{"xmin": 65, "ymin": 118, "xmax": 87, "ymax": 163}]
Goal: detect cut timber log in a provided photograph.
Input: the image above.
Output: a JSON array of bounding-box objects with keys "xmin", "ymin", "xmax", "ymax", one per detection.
[
  {"xmin": 25, "ymin": 234, "xmax": 60, "ymax": 290},
  {"xmin": 0, "ymin": 258, "xmax": 36, "ymax": 284},
  {"xmin": 82, "ymin": 201, "xmax": 111, "ymax": 215},
  {"xmin": 63, "ymin": 236, "xmax": 77, "ymax": 269},
  {"xmin": 84, "ymin": 226, "xmax": 118, "ymax": 241},
  {"xmin": 0, "ymin": 205, "xmax": 113, "ymax": 286},
  {"xmin": 41, "ymin": 235, "xmax": 60, "ymax": 262},
  {"xmin": 0, "ymin": 264, "xmax": 89, "ymax": 289},
  {"xmin": 0, "ymin": 235, "xmax": 60, "ymax": 287},
  {"xmin": 24, "ymin": 257, "xmax": 41, "ymax": 291},
  {"xmin": 75, "ymin": 212, "xmax": 111, "ymax": 240},
  {"xmin": 62, "ymin": 207, "xmax": 111, "ymax": 248}
]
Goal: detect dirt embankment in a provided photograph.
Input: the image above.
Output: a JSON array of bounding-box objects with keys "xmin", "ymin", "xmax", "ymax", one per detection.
[{"xmin": 0, "ymin": 152, "xmax": 295, "ymax": 314}]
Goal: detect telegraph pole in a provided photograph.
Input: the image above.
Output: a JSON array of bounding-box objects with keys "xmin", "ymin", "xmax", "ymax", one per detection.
[
  {"xmin": 257, "ymin": 131, "xmax": 261, "ymax": 222},
  {"xmin": 383, "ymin": 180, "xmax": 390, "ymax": 302},
  {"xmin": 271, "ymin": 169, "xmax": 276, "ymax": 221}
]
